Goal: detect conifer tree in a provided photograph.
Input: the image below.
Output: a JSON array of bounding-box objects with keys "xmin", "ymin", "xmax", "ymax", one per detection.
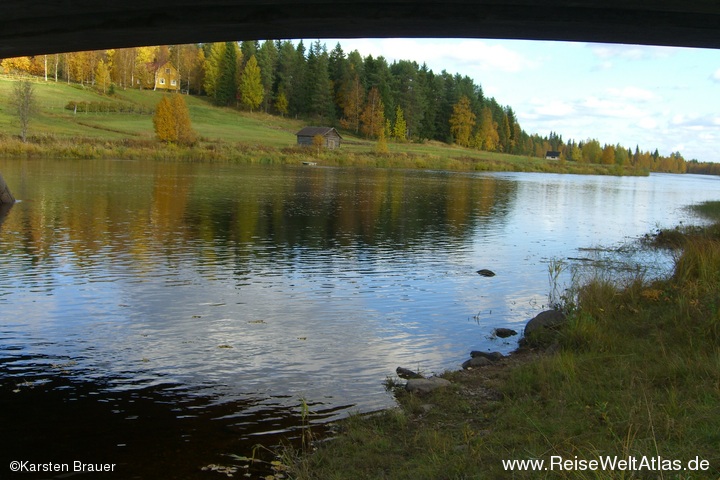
[
  {"xmin": 202, "ymin": 42, "xmax": 225, "ymax": 98},
  {"xmin": 392, "ymin": 105, "xmax": 407, "ymax": 142},
  {"xmin": 256, "ymin": 41, "xmax": 278, "ymax": 112},
  {"xmin": 153, "ymin": 95, "xmax": 196, "ymax": 145},
  {"xmin": 275, "ymin": 91, "xmax": 289, "ymax": 117},
  {"xmin": 306, "ymin": 40, "xmax": 335, "ymax": 121},
  {"xmin": 215, "ymin": 41, "xmax": 239, "ymax": 106},
  {"xmin": 171, "ymin": 94, "xmax": 196, "ymax": 145},
  {"xmin": 153, "ymin": 97, "xmax": 175, "ymax": 143},
  {"xmin": 239, "ymin": 55, "xmax": 263, "ymax": 112}
]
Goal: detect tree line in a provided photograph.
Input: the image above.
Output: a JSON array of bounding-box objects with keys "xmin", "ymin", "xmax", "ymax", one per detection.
[{"xmin": 0, "ymin": 41, "xmax": 690, "ymax": 173}]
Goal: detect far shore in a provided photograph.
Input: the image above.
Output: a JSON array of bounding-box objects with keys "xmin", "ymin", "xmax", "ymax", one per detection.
[{"xmin": 0, "ymin": 134, "xmax": 651, "ymax": 177}]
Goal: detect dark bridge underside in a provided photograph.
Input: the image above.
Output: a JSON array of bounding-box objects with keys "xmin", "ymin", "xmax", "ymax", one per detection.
[{"xmin": 2, "ymin": 1, "xmax": 720, "ymax": 58}]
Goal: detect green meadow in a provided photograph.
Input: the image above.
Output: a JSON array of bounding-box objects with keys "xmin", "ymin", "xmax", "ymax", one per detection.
[{"xmin": 0, "ymin": 77, "xmax": 644, "ymax": 175}]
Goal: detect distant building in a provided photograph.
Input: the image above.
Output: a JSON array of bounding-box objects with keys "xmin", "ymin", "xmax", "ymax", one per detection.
[
  {"xmin": 137, "ymin": 61, "xmax": 180, "ymax": 91},
  {"xmin": 545, "ymin": 150, "xmax": 561, "ymax": 160},
  {"xmin": 153, "ymin": 62, "xmax": 180, "ymax": 91},
  {"xmin": 296, "ymin": 127, "xmax": 342, "ymax": 150}
]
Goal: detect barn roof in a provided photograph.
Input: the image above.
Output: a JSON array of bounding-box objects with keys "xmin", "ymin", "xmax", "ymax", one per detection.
[{"xmin": 296, "ymin": 127, "xmax": 342, "ymax": 138}]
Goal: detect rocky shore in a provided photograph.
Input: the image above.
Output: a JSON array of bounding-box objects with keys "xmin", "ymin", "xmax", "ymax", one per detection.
[{"xmin": 397, "ymin": 309, "xmax": 568, "ymax": 394}]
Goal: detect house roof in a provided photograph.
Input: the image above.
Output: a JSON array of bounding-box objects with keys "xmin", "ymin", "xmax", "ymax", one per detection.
[{"xmin": 296, "ymin": 127, "xmax": 342, "ymax": 138}]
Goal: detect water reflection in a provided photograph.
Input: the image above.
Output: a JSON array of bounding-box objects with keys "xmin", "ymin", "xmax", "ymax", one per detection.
[{"xmin": 1, "ymin": 160, "xmax": 718, "ymax": 478}]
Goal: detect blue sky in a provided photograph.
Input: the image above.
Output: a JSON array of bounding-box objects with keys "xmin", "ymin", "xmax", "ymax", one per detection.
[{"xmin": 319, "ymin": 38, "xmax": 720, "ymax": 163}]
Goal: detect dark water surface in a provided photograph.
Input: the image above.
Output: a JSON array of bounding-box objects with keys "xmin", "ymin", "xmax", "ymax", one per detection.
[{"xmin": 1, "ymin": 159, "xmax": 718, "ymax": 478}]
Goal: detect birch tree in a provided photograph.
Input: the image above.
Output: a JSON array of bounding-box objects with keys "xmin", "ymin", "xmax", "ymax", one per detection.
[{"xmin": 11, "ymin": 80, "xmax": 37, "ymax": 142}]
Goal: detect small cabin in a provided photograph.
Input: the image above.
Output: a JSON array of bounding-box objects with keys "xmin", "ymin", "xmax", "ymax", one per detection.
[
  {"xmin": 296, "ymin": 127, "xmax": 342, "ymax": 150},
  {"xmin": 545, "ymin": 150, "xmax": 561, "ymax": 160}
]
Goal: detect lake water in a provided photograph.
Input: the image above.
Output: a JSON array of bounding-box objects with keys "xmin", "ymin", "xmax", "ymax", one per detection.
[{"xmin": 1, "ymin": 159, "xmax": 719, "ymax": 478}]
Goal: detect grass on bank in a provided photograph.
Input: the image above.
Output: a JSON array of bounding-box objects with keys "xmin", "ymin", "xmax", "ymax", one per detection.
[
  {"xmin": 282, "ymin": 204, "xmax": 720, "ymax": 479},
  {"xmin": 0, "ymin": 77, "xmax": 646, "ymax": 175}
]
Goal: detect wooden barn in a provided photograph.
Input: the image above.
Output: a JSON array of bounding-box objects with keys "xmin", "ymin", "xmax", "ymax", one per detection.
[
  {"xmin": 296, "ymin": 127, "xmax": 342, "ymax": 150},
  {"xmin": 545, "ymin": 150, "xmax": 561, "ymax": 160}
]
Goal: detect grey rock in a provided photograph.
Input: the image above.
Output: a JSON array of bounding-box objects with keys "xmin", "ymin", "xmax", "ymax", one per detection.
[
  {"xmin": 524, "ymin": 310, "xmax": 567, "ymax": 337},
  {"xmin": 493, "ymin": 327, "xmax": 517, "ymax": 338},
  {"xmin": 470, "ymin": 351, "xmax": 504, "ymax": 361},
  {"xmin": 0, "ymin": 173, "xmax": 15, "ymax": 205},
  {"xmin": 462, "ymin": 356, "xmax": 493, "ymax": 369},
  {"xmin": 396, "ymin": 367, "xmax": 424, "ymax": 379},
  {"xmin": 405, "ymin": 377, "xmax": 451, "ymax": 394}
]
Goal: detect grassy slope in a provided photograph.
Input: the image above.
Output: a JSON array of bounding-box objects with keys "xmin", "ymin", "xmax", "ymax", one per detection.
[
  {"xmin": 0, "ymin": 78, "xmax": 643, "ymax": 175},
  {"xmin": 0, "ymin": 78, "xmax": 306, "ymax": 144},
  {"xmin": 284, "ymin": 205, "xmax": 720, "ymax": 479}
]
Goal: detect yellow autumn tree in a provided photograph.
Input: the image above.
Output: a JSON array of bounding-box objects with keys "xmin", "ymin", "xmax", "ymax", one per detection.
[
  {"xmin": 239, "ymin": 55, "xmax": 263, "ymax": 112},
  {"xmin": 360, "ymin": 87, "xmax": 385, "ymax": 139},
  {"xmin": 475, "ymin": 106, "xmax": 500, "ymax": 151},
  {"xmin": 1, "ymin": 56, "xmax": 32, "ymax": 74},
  {"xmin": 153, "ymin": 97, "xmax": 175, "ymax": 142},
  {"xmin": 275, "ymin": 91, "xmax": 289, "ymax": 117},
  {"xmin": 449, "ymin": 96, "xmax": 476, "ymax": 148},
  {"xmin": 95, "ymin": 59, "xmax": 111, "ymax": 94},
  {"xmin": 153, "ymin": 95, "xmax": 196, "ymax": 145},
  {"xmin": 392, "ymin": 105, "xmax": 407, "ymax": 142}
]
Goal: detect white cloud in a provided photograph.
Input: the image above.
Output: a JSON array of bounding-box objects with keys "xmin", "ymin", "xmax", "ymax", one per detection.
[
  {"xmin": 638, "ymin": 118, "xmax": 658, "ymax": 129},
  {"xmin": 579, "ymin": 96, "xmax": 645, "ymax": 119},
  {"xmin": 670, "ymin": 113, "xmax": 720, "ymax": 128},
  {"xmin": 606, "ymin": 86, "xmax": 657, "ymax": 102},
  {"xmin": 712, "ymin": 68, "xmax": 720, "ymax": 82},
  {"xmin": 325, "ymin": 38, "xmax": 537, "ymax": 74},
  {"xmin": 591, "ymin": 44, "xmax": 649, "ymax": 60},
  {"xmin": 589, "ymin": 43, "xmax": 675, "ymax": 61},
  {"xmin": 523, "ymin": 98, "xmax": 576, "ymax": 119}
]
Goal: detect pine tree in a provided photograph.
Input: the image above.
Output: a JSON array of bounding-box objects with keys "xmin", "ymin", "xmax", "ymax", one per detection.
[
  {"xmin": 239, "ymin": 55, "xmax": 263, "ymax": 112},
  {"xmin": 202, "ymin": 42, "xmax": 226, "ymax": 98},
  {"xmin": 256, "ymin": 41, "xmax": 278, "ymax": 112},
  {"xmin": 215, "ymin": 41, "xmax": 239, "ymax": 106},
  {"xmin": 306, "ymin": 40, "xmax": 335, "ymax": 121}
]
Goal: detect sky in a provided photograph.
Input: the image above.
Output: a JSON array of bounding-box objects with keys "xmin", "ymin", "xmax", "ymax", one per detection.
[{"xmin": 318, "ymin": 38, "xmax": 720, "ymax": 163}]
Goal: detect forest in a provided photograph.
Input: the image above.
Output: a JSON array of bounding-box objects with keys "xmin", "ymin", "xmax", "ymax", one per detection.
[{"xmin": 0, "ymin": 40, "xmax": 690, "ymax": 174}]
